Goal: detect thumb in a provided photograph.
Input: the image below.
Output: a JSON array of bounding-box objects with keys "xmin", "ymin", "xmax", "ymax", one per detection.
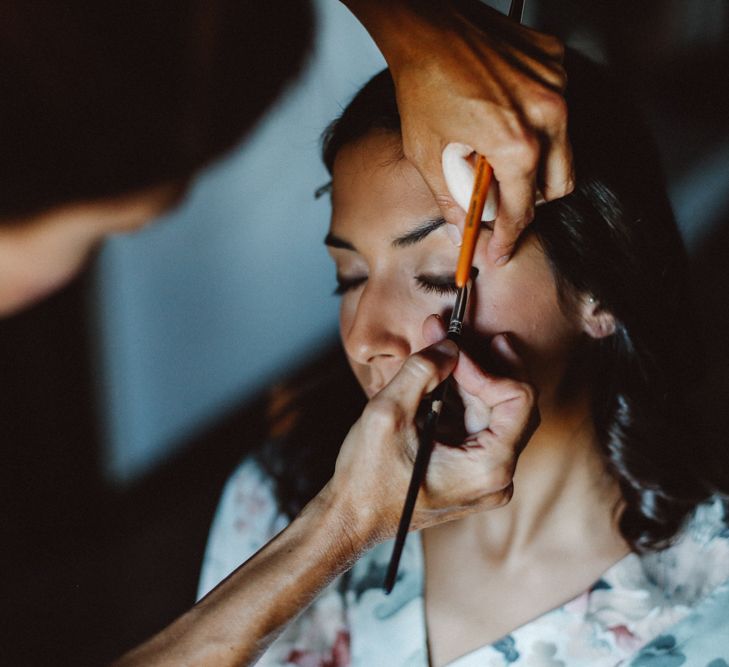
[{"xmin": 378, "ymin": 339, "xmax": 459, "ymax": 416}]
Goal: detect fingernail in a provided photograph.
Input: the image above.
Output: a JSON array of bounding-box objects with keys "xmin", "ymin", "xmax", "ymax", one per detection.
[
  {"xmin": 494, "ymin": 333, "xmax": 511, "ymax": 351},
  {"xmin": 496, "ymin": 253, "xmax": 511, "ymax": 266},
  {"xmin": 445, "ymin": 223, "xmax": 462, "ymax": 247},
  {"xmin": 492, "ymin": 333, "xmax": 517, "ymax": 359}
]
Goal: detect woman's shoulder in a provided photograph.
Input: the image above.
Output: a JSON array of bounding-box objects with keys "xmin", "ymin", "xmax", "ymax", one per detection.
[
  {"xmin": 197, "ymin": 457, "xmax": 289, "ymax": 599},
  {"xmin": 641, "ymin": 496, "xmax": 729, "ymax": 602},
  {"xmin": 212, "ymin": 457, "xmax": 289, "ymax": 538},
  {"xmin": 627, "ymin": 502, "xmax": 729, "ymax": 665}
]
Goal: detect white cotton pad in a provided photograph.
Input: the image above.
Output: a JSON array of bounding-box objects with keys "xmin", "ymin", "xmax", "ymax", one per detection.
[{"xmin": 442, "ymin": 142, "xmax": 499, "ymax": 222}]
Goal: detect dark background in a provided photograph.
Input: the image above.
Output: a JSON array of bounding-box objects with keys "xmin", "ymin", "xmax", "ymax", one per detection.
[{"xmin": 2, "ymin": 2, "xmax": 728, "ymax": 665}]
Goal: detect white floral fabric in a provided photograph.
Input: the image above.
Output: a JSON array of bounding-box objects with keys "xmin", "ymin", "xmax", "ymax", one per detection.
[{"xmin": 198, "ymin": 459, "xmax": 729, "ymax": 666}]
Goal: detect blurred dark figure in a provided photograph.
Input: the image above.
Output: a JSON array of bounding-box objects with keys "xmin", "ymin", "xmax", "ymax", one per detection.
[
  {"xmin": 0, "ymin": 2, "xmax": 313, "ymax": 665},
  {"xmin": 0, "ymin": 1, "xmax": 313, "ymax": 218}
]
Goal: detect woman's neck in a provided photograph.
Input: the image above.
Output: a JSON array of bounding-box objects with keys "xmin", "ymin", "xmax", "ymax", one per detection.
[
  {"xmin": 422, "ymin": 397, "xmax": 630, "ymax": 667},
  {"xmin": 440, "ymin": 394, "xmax": 625, "ymax": 565}
]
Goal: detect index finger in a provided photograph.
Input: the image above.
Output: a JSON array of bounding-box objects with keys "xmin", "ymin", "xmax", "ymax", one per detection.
[
  {"xmin": 487, "ymin": 169, "xmax": 536, "ymax": 265},
  {"xmin": 453, "ymin": 347, "xmax": 533, "ymax": 408},
  {"xmin": 454, "ymin": 349, "xmax": 539, "ymax": 451},
  {"xmin": 373, "ymin": 339, "xmax": 459, "ymax": 417}
]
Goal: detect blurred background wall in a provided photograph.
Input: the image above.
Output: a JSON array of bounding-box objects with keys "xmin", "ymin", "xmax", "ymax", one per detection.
[
  {"xmin": 96, "ymin": 0, "xmax": 384, "ymax": 484},
  {"xmin": 1, "ymin": 1, "xmax": 727, "ymax": 665}
]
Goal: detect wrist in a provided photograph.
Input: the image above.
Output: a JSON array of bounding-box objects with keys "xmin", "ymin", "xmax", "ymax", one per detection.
[
  {"xmin": 340, "ymin": 0, "xmax": 450, "ymax": 72},
  {"xmin": 315, "ymin": 478, "xmax": 388, "ymax": 557}
]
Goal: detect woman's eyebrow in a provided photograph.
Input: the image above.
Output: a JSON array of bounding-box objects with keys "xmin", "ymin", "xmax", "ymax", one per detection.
[
  {"xmin": 391, "ymin": 217, "xmax": 446, "ymax": 247},
  {"xmin": 323, "ymin": 216, "xmax": 447, "ymax": 251}
]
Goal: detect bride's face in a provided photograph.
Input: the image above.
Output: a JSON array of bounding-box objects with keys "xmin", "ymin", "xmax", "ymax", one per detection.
[{"xmin": 327, "ymin": 132, "xmax": 585, "ymax": 404}]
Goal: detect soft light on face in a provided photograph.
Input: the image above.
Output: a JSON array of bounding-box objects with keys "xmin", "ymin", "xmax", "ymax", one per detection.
[{"xmin": 328, "ymin": 132, "xmax": 584, "ymax": 404}]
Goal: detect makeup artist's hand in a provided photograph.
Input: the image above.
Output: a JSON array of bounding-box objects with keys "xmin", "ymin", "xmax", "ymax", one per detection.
[
  {"xmin": 114, "ymin": 333, "xmax": 536, "ymax": 667},
  {"xmin": 329, "ymin": 327, "xmax": 538, "ymax": 544},
  {"xmin": 342, "ymin": 0, "xmax": 573, "ymax": 265}
]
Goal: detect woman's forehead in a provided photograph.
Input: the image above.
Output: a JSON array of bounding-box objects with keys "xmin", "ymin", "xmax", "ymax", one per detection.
[{"xmin": 330, "ymin": 133, "xmax": 440, "ymax": 237}]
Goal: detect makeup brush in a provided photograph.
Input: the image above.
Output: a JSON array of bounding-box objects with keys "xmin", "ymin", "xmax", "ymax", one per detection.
[
  {"xmin": 382, "ymin": 0, "xmax": 524, "ymax": 595},
  {"xmin": 383, "ymin": 156, "xmax": 493, "ymax": 593}
]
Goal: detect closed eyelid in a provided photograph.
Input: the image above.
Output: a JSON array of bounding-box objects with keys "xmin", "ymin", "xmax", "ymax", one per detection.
[
  {"xmin": 333, "ymin": 273, "xmax": 366, "ymax": 296},
  {"xmin": 416, "ymin": 272, "xmax": 456, "ymax": 284},
  {"xmin": 415, "ymin": 273, "xmax": 458, "ymax": 296},
  {"xmin": 324, "ymin": 232, "xmax": 356, "ymax": 251}
]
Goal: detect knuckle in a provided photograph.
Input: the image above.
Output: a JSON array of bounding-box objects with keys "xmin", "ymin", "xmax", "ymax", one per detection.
[
  {"xmin": 515, "ymin": 381, "xmax": 537, "ymax": 407},
  {"xmin": 562, "ymin": 178, "xmax": 576, "ymax": 196},
  {"xmin": 402, "ymin": 138, "xmax": 428, "ymax": 165},
  {"xmin": 488, "ymin": 114, "xmax": 536, "ymax": 168},
  {"xmin": 486, "ymin": 465, "xmax": 514, "ymax": 494},
  {"xmin": 504, "ymin": 131, "xmax": 539, "ymax": 172},
  {"xmin": 490, "ymin": 235, "xmax": 518, "ymax": 255},
  {"xmin": 404, "ymin": 352, "xmax": 438, "ymax": 381},
  {"xmin": 364, "ymin": 397, "xmax": 400, "ymax": 432},
  {"xmin": 527, "ymin": 90, "xmax": 566, "ymax": 127},
  {"xmin": 552, "ymin": 64, "xmax": 568, "ymax": 93},
  {"xmin": 511, "ymin": 211, "xmax": 534, "ymax": 233},
  {"xmin": 540, "ymin": 32, "xmax": 565, "ymax": 61},
  {"xmin": 549, "ymin": 37, "xmax": 565, "ymax": 62},
  {"xmin": 543, "ymin": 171, "xmax": 575, "ymax": 201},
  {"xmin": 542, "ymin": 91, "xmax": 568, "ymax": 124},
  {"xmin": 433, "ymin": 192, "xmax": 460, "ymax": 211},
  {"xmin": 495, "ymin": 483, "xmax": 514, "ymax": 507}
]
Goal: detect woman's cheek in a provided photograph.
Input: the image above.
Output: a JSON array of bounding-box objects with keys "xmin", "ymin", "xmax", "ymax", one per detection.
[
  {"xmin": 469, "ymin": 288, "xmax": 508, "ymax": 337},
  {"xmin": 338, "ymin": 293, "xmax": 358, "ymax": 344}
]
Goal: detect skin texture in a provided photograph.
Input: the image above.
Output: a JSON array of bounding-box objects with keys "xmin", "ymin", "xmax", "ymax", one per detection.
[
  {"xmin": 330, "ymin": 135, "xmax": 579, "ymax": 402},
  {"xmin": 112, "ymin": 137, "xmax": 540, "ymax": 666},
  {"xmin": 0, "ymin": 183, "xmax": 185, "ymax": 317},
  {"xmin": 113, "ymin": 294, "xmax": 537, "ymax": 667},
  {"xmin": 0, "ymin": 3, "xmax": 563, "ymax": 664},
  {"xmin": 329, "ymin": 133, "xmax": 626, "ymax": 666},
  {"xmin": 343, "ymin": 0, "xmax": 573, "ymax": 264}
]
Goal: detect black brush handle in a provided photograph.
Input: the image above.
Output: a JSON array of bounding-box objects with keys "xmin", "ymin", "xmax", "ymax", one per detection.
[
  {"xmin": 383, "ymin": 378, "xmax": 449, "ymax": 593},
  {"xmin": 383, "ymin": 307, "xmax": 465, "ymax": 594},
  {"xmin": 382, "ymin": 0, "xmax": 522, "ymax": 592}
]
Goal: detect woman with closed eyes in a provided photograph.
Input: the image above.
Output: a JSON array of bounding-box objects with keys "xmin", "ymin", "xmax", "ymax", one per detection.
[{"xmin": 199, "ymin": 52, "xmax": 729, "ymax": 666}]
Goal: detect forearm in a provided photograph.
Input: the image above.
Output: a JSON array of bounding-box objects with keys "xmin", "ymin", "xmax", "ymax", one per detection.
[
  {"xmin": 112, "ymin": 485, "xmax": 372, "ymax": 667},
  {"xmin": 341, "ymin": 0, "xmax": 458, "ymax": 70}
]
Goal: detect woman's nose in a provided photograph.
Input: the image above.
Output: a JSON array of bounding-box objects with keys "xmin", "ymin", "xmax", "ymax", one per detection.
[{"xmin": 343, "ymin": 282, "xmax": 414, "ymax": 368}]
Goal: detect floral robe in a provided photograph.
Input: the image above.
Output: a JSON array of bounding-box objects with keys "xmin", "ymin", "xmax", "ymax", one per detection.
[{"xmin": 198, "ymin": 460, "xmax": 729, "ymax": 666}]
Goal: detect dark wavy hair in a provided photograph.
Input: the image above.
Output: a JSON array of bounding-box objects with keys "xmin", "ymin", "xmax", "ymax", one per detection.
[{"xmin": 257, "ymin": 50, "xmax": 715, "ymax": 551}]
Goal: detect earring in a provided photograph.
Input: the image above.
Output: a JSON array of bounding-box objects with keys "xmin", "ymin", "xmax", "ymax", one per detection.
[{"xmin": 588, "ymin": 296, "xmax": 596, "ymax": 304}]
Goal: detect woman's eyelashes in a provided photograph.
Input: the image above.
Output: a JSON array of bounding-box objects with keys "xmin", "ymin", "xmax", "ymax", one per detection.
[
  {"xmin": 334, "ymin": 274, "xmax": 366, "ymax": 295},
  {"xmin": 333, "ymin": 273, "xmax": 458, "ymax": 297},
  {"xmin": 416, "ymin": 274, "xmax": 458, "ymax": 296}
]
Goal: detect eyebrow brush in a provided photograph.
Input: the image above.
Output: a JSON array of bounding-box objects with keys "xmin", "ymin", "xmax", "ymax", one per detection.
[
  {"xmin": 383, "ymin": 155, "xmax": 493, "ymax": 593},
  {"xmin": 382, "ymin": 0, "xmax": 524, "ymax": 596}
]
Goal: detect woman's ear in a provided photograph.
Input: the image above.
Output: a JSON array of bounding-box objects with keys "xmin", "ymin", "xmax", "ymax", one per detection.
[{"xmin": 579, "ymin": 294, "xmax": 616, "ymax": 339}]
